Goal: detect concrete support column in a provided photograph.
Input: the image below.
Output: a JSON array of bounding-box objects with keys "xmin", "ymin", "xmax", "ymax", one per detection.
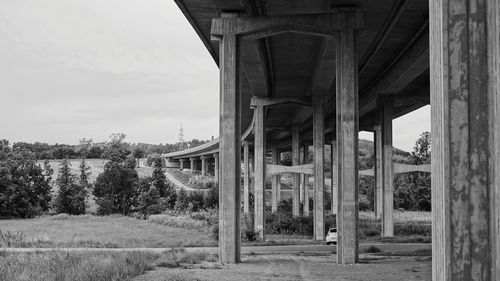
[
  {"xmin": 374, "ymin": 125, "xmax": 383, "ymax": 218},
  {"xmin": 189, "ymin": 158, "xmax": 197, "ymax": 172},
  {"xmin": 331, "ymin": 139, "xmax": 337, "ymax": 214},
  {"xmin": 336, "ymin": 21, "xmax": 359, "ymax": 264},
  {"xmin": 271, "ymin": 144, "xmax": 280, "ymax": 213},
  {"xmin": 213, "ymin": 153, "xmax": 219, "ymax": 183},
  {"xmin": 243, "ymin": 142, "xmax": 250, "ymax": 214},
  {"xmin": 381, "ymin": 102, "xmax": 393, "ymax": 237},
  {"xmin": 299, "ymin": 146, "xmax": 305, "ymax": 204},
  {"xmin": 253, "ymin": 105, "xmax": 266, "ymax": 240},
  {"xmin": 201, "ymin": 156, "xmax": 208, "ymax": 176},
  {"xmin": 430, "ymin": 1, "xmax": 500, "ymax": 280},
  {"xmin": 216, "ymin": 23, "xmax": 241, "ymax": 264},
  {"xmin": 303, "ymin": 145, "xmax": 310, "ymax": 216},
  {"xmin": 292, "ymin": 127, "xmax": 301, "ymax": 217},
  {"xmin": 312, "ymin": 96, "xmax": 325, "ymax": 241},
  {"xmin": 179, "ymin": 159, "xmax": 185, "ymax": 170}
]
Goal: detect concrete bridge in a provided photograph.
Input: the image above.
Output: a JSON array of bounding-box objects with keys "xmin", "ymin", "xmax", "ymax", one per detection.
[{"xmin": 168, "ymin": 1, "xmax": 500, "ymax": 280}]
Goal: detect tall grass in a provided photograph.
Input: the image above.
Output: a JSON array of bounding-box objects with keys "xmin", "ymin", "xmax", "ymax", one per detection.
[{"xmin": 0, "ymin": 251, "xmax": 157, "ymax": 281}]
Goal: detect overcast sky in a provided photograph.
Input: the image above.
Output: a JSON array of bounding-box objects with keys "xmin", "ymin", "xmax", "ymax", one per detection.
[{"xmin": 0, "ymin": 0, "xmax": 429, "ymax": 151}]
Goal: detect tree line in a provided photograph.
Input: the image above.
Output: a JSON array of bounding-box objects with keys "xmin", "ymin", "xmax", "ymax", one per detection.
[
  {"xmin": 5, "ymin": 135, "xmax": 209, "ymax": 160},
  {"xmin": 0, "ymin": 134, "xmax": 217, "ymax": 218}
]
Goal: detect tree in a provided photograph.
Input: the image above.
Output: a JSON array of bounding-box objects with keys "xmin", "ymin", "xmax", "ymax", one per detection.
[
  {"xmin": 412, "ymin": 131, "xmax": 431, "ymax": 164},
  {"xmin": 54, "ymin": 159, "xmax": 86, "ymax": 215},
  {"xmin": 175, "ymin": 188, "xmax": 189, "ymax": 211},
  {"xmin": 102, "ymin": 133, "xmax": 130, "ymax": 162},
  {"xmin": 87, "ymin": 146, "xmax": 103, "ymax": 159},
  {"xmin": 0, "ymin": 151, "xmax": 53, "ymax": 218},
  {"xmin": 93, "ymin": 160, "xmax": 139, "ymax": 215},
  {"xmin": 132, "ymin": 148, "xmax": 145, "ymax": 160},
  {"xmin": 151, "ymin": 158, "xmax": 176, "ymax": 207}
]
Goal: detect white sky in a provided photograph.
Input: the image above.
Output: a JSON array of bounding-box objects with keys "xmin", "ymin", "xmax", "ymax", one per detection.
[{"xmin": 0, "ymin": 0, "xmax": 429, "ymax": 151}]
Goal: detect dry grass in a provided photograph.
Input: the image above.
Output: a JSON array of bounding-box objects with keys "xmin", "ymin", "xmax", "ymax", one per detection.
[
  {"xmin": 0, "ymin": 251, "xmax": 157, "ymax": 281},
  {"xmin": 0, "ymin": 249, "xmax": 217, "ymax": 281},
  {"xmin": 0, "ymin": 214, "xmax": 214, "ymax": 248}
]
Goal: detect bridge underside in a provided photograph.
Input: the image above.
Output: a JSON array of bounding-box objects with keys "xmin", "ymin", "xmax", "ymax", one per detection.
[{"xmin": 170, "ymin": 0, "xmax": 500, "ymax": 280}]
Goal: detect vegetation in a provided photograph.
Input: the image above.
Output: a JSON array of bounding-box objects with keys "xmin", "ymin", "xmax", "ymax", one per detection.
[
  {"xmin": 0, "ymin": 140, "xmax": 53, "ymax": 218},
  {"xmin": 0, "ymin": 214, "xmax": 214, "ymax": 248},
  {"xmin": 0, "ymin": 251, "xmax": 157, "ymax": 281},
  {"xmin": 53, "ymin": 159, "xmax": 87, "ymax": 215}
]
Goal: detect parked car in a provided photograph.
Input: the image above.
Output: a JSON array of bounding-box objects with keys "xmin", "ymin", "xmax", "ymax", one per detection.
[{"xmin": 326, "ymin": 228, "xmax": 337, "ymax": 245}]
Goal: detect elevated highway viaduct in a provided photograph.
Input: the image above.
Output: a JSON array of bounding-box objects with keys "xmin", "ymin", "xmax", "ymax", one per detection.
[{"xmin": 163, "ymin": 1, "xmax": 500, "ymax": 280}]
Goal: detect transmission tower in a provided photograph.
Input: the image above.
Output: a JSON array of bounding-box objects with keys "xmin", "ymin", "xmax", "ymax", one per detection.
[{"xmin": 178, "ymin": 123, "xmax": 186, "ymax": 150}]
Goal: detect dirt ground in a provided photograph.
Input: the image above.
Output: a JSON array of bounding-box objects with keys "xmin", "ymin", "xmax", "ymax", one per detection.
[{"xmin": 133, "ymin": 253, "xmax": 431, "ymax": 281}]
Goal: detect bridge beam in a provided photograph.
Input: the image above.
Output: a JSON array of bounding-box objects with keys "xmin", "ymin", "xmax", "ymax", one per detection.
[
  {"xmin": 215, "ymin": 14, "xmax": 241, "ymax": 264},
  {"xmin": 336, "ymin": 22, "xmax": 359, "ymax": 264},
  {"xmin": 430, "ymin": 1, "xmax": 500, "ymax": 280}
]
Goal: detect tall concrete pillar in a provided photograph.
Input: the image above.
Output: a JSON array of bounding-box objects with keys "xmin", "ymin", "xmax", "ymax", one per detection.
[
  {"xmin": 430, "ymin": 1, "xmax": 500, "ymax": 280},
  {"xmin": 201, "ymin": 156, "xmax": 208, "ymax": 176},
  {"xmin": 381, "ymin": 102, "xmax": 393, "ymax": 237},
  {"xmin": 292, "ymin": 127, "xmax": 301, "ymax": 217},
  {"xmin": 243, "ymin": 142, "xmax": 250, "ymax": 214},
  {"xmin": 303, "ymin": 145, "xmax": 310, "ymax": 216},
  {"xmin": 299, "ymin": 146, "xmax": 305, "ymax": 204},
  {"xmin": 374, "ymin": 126, "xmax": 383, "ymax": 218},
  {"xmin": 213, "ymin": 153, "xmax": 219, "ymax": 183},
  {"xmin": 312, "ymin": 96, "xmax": 325, "ymax": 241},
  {"xmin": 271, "ymin": 144, "xmax": 280, "ymax": 213},
  {"xmin": 179, "ymin": 159, "xmax": 185, "ymax": 170},
  {"xmin": 190, "ymin": 158, "xmax": 197, "ymax": 172},
  {"xmin": 336, "ymin": 20, "xmax": 359, "ymax": 264},
  {"xmin": 331, "ymin": 139, "xmax": 337, "ymax": 214},
  {"xmin": 215, "ymin": 19, "xmax": 241, "ymax": 263},
  {"xmin": 253, "ymin": 105, "xmax": 266, "ymax": 240}
]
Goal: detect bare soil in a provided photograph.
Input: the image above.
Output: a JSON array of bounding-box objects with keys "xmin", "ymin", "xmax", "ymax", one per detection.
[{"xmin": 133, "ymin": 253, "xmax": 431, "ymax": 281}]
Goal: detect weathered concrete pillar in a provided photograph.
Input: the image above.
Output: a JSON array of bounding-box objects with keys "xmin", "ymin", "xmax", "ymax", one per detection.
[
  {"xmin": 213, "ymin": 153, "xmax": 219, "ymax": 183},
  {"xmin": 179, "ymin": 159, "xmax": 185, "ymax": 170},
  {"xmin": 430, "ymin": 1, "xmax": 500, "ymax": 280},
  {"xmin": 271, "ymin": 144, "xmax": 280, "ymax": 213},
  {"xmin": 381, "ymin": 101, "xmax": 393, "ymax": 237},
  {"xmin": 243, "ymin": 142, "xmax": 250, "ymax": 214},
  {"xmin": 336, "ymin": 20, "xmax": 359, "ymax": 264},
  {"xmin": 253, "ymin": 105, "xmax": 266, "ymax": 240},
  {"xmin": 303, "ymin": 144, "xmax": 310, "ymax": 216},
  {"xmin": 313, "ymin": 96, "xmax": 325, "ymax": 241},
  {"xmin": 215, "ymin": 18, "xmax": 241, "ymax": 263},
  {"xmin": 299, "ymin": 146, "xmax": 305, "ymax": 204},
  {"xmin": 189, "ymin": 157, "xmax": 197, "ymax": 172},
  {"xmin": 331, "ymin": 139, "xmax": 337, "ymax": 214},
  {"xmin": 374, "ymin": 126, "xmax": 383, "ymax": 218},
  {"xmin": 292, "ymin": 127, "xmax": 301, "ymax": 217},
  {"xmin": 201, "ymin": 156, "xmax": 208, "ymax": 176}
]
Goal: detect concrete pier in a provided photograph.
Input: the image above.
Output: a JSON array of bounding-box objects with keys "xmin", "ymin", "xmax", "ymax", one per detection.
[
  {"xmin": 313, "ymin": 96, "xmax": 325, "ymax": 241},
  {"xmin": 336, "ymin": 21, "xmax": 359, "ymax": 264},
  {"xmin": 381, "ymin": 101, "xmax": 393, "ymax": 237},
  {"xmin": 253, "ymin": 105, "xmax": 266, "ymax": 240},
  {"xmin": 243, "ymin": 142, "xmax": 250, "ymax": 214},
  {"xmin": 430, "ymin": 1, "xmax": 500, "ymax": 280},
  {"xmin": 303, "ymin": 144, "xmax": 310, "ymax": 217},
  {"xmin": 292, "ymin": 127, "xmax": 300, "ymax": 217},
  {"xmin": 201, "ymin": 156, "xmax": 208, "ymax": 176},
  {"xmin": 271, "ymin": 144, "xmax": 280, "ymax": 213}
]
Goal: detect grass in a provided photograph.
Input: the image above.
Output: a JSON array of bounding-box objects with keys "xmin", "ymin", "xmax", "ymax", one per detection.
[
  {"xmin": 0, "ymin": 249, "xmax": 217, "ymax": 281},
  {"xmin": 0, "ymin": 214, "xmax": 214, "ymax": 248},
  {"xmin": 0, "ymin": 251, "xmax": 157, "ymax": 281}
]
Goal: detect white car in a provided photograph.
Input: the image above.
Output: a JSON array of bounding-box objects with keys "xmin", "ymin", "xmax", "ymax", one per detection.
[{"xmin": 326, "ymin": 228, "xmax": 337, "ymax": 245}]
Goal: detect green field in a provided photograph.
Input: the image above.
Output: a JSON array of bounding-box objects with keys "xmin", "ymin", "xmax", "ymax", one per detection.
[{"xmin": 0, "ymin": 215, "xmax": 214, "ymax": 248}]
